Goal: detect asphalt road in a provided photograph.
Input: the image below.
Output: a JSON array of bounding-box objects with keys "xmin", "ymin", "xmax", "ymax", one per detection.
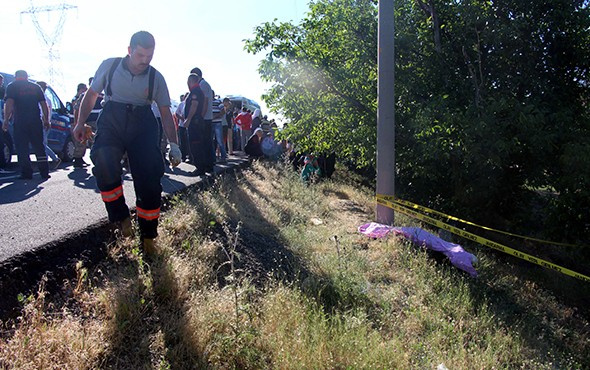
[{"xmin": 0, "ymin": 153, "xmax": 249, "ymax": 263}]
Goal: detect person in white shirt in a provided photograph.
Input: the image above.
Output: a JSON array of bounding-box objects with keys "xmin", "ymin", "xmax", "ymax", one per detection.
[{"xmin": 175, "ymin": 93, "xmax": 190, "ymax": 162}]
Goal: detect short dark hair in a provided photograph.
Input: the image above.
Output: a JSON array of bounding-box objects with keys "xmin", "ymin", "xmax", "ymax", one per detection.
[
  {"xmin": 190, "ymin": 67, "xmax": 202, "ymax": 77},
  {"xmin": 187, "ymin": 73, "xmax": 200, "ymax": 86},
  {"xmin": 223, "ymin": 97, "xmax": 230, "ymax": 103},
  {"xmin": 130, "ymin": 31, "xmax": 155, "ymax": 50},
  {"xmin": 15, "ymin": 70, "xmax": 28, "ymax": 79},
  {"xmin": 77, "ymin": 83, "xmax": 87, "ymax": 92}
]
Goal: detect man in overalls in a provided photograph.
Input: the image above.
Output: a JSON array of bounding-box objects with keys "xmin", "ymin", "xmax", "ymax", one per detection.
[{"xmin": 73, "ymin": 31, "xmax": 181, "ymax": 255}]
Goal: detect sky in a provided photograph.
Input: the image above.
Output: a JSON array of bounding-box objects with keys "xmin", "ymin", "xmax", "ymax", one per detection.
[{"xmin": 1, "ymin": 0, "xmax": 310, "ymax": 121}]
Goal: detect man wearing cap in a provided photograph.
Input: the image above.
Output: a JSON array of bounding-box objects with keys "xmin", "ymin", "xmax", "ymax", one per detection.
[
  {"xmin": 2, "ymin": 70, "xmax": 50, "ymax": 180},
  {"xmin": 73, "ymin": 31, "xmax": 181, "ymax": 255}
]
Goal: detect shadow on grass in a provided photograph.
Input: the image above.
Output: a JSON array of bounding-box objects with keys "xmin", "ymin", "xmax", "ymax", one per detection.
[
  {"xmin": 215, "ymin": 175, "xmax": 370, "ymax": 315},
  {"xmin": 94, "ymin": 254, "xmax": 205, "ymax": 369}
]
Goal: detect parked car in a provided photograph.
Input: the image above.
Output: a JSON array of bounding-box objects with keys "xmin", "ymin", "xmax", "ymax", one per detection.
[{"xmin": 1, "ymin": 72, "xmax": 74, "ymax": 165}]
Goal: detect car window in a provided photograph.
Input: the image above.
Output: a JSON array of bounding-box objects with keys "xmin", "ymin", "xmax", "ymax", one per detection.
[{"xmin": 46, "ymin": 88, "xmax": 62, "ymax": 112}]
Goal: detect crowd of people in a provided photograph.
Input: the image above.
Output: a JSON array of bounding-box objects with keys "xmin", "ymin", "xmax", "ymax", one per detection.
[{"xmin": 0, "ymin": 31, "xmax": 334, "ymax": 255}]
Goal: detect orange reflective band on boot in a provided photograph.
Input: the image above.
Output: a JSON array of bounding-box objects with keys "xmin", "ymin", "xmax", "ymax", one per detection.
[
  {"xmin": 101, "ymin": 185, "xmax": 124, "ymax": 203},
  {"xmin": 137, "ymin": 206, "xmax": 160, "ymax": 221}
]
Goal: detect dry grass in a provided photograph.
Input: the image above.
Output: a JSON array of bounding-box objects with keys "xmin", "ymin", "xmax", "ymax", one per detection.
[{"xmin": 1, "ymin": 160, "xmax": 589, "ymax": 369}]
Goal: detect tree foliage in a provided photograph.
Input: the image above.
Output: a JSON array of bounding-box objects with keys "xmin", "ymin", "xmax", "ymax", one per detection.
[{"xmin": 245, "ymin": 0, "xmax": 590, "ymax": 242}]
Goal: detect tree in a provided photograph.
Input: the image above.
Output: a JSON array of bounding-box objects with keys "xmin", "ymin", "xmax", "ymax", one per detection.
[{"xmin": 246, "ymin": 0, "xmax": 590, "ymax": 243}]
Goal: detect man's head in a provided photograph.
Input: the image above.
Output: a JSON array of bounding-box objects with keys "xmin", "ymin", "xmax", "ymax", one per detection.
[
  {"xmin": 15, "ymin": 70, "xmax": 28, "ymax": 81},
  {"xmin": 128, "ymin": 31, "xmax": 155, "ymax": 74},
  {"xmin": 77, "ymin": 83, "xmax": 88, "ymax": 94},
  {"xmin": 190, "ymin": 67, "xmax": 202, "ymax": 79},
  {"xmin": 222, "ymin": 97, "xmax": 231, "ymax": 108},
  {"xmin": 187, "ymin": 73, "xmax": 200, "ymax": 89},
  {"xmin": 37, "ymin": 81, "xmax": 47, "ymax": 91}
]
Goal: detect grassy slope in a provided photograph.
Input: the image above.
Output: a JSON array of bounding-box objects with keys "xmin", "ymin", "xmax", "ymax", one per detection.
[{"xmin": 0, "ymin": 162, "xmax": 588, "ymax": 369}]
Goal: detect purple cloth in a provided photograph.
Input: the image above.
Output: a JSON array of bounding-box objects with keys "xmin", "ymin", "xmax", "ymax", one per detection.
[{"xmin": 358, "ymin": 223, "xmax": 478, "ymax": 277}]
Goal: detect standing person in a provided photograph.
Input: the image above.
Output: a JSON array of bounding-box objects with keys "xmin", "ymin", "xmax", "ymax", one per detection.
[
  {"xmin": 190, "ymin": 67, "xmax": 215, "ymax": 173},
  {"xmin": 261, "ymin": 115, "xmax": 271, "ymax": 135},
  {"xmin": 0, "ymin": 74, "xmax": 8, "ymax": 171},
  {"xmin": 36, "ymin": 81, "xmax": 60, "ymax": 169},
  {"xmin": 73, "ymin": 31, "xmax": 181, "ymax": 254},
  {"xmin": 223, "ymin": 98, "xmax": 233, "ymax": 155},
  {"xmin": 2, "ymin": 70, "xmax": 50, "ymax": 180},
  {"xmin": 175, "ymin": 93, "xmax": 191, "ymax": 162},
  {"xmin": 211, "ymin": 95, "xmax": 227, "ymax": 163},
  {"xmin": 235, "ymin": 107, "xmax": 252, "ymax": 151},
  {"xmin": 184, "ymin": 73, "xmax": 206, "ymax": 176},
  {"xmin": 72, "ymin": 82, "xmax": 103, "ymax": 168}
]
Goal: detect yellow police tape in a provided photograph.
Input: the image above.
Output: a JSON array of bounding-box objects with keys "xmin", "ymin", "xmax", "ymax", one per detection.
[
  {"xmin": 375, "ymin": 195, "xmax": 590, "ymax": 282},
  {"xmin": 377, "ymin": 194, "xmax": 582, "ymax": 248}
]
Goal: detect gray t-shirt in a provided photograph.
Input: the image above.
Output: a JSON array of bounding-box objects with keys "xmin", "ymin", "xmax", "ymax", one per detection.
[
  {"xmin": 91, "ymin": 57, "xmax": 171, "ymax": 107},
  {"xmin": 199, "ymin": 78, "xmax": 213, "ymax": 120}
]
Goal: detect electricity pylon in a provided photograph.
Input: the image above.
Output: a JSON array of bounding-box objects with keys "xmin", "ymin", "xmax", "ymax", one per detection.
[{"xmin": 21, "ymin": 1, "xmax": 77, "ymax": 91}]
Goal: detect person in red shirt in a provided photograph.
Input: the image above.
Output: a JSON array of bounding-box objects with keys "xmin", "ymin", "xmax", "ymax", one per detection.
[{"xmin": 234, "ymin": 107, "xmax": 252, "ymax": 151}]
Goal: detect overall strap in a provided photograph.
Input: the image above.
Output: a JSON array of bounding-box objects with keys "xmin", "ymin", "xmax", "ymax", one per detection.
[
  {"xmin": 147, "ymin": 66, "xmax": 156, "ymax": 102},
  {"xmin": 106, "ymin": 57, "xmax": 123, "ymax": 97}
]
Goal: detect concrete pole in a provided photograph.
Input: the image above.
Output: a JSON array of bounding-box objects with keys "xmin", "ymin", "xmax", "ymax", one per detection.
[{"xmin": 376, "ymin": 0, "xmax": 395, "ymax": 225}]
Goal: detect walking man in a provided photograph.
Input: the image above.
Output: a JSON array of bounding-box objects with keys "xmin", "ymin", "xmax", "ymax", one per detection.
[
  {"xmin": 73, "ymin": 31, "xmax": 181, "ymax": 254},
  {"xmin": 2, "ymin": 70, "xmax": 50, "ymax": 180}
]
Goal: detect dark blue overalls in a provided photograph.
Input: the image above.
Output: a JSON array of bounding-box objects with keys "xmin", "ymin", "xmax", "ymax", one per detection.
[{"xmin": 91, "ymin": 59, "xmax": 164, "ymax": 239}]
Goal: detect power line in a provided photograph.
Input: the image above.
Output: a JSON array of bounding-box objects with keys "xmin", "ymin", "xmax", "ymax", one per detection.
[{"xmin": 20, "ymin": 1, "xmax": 77, "ymax": 91}]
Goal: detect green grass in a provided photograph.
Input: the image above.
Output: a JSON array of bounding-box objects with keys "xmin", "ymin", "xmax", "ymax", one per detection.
[{"xmin": 0, "ymin": 161, "xmax": 588, "ymax": 369}]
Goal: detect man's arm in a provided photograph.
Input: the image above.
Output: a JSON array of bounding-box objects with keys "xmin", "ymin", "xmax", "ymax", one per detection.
[
  {"xmin": 73, "ymin": 88, "xmax": 99, "ymax": 141},
  {"xmin": 201, "ymin": 96, "xmax": 209, "ymax": 118},
  {"xmin": 159, "ymin": 106, "xmax": 178, "ymax": 145},
  {"xmin": 40, "ymin": 100, "xmax": 50, "ymax": 129},
  {"xmin": 2, "ymin": 98, "xmax": 14, "ymax": 131},
  {"xmin": 213, "ymin": 105, "xmax": 226, "ymax": 120},
  {"xmin": 185, "ymin": 97, "xmax": 199, "ymax": 128}
]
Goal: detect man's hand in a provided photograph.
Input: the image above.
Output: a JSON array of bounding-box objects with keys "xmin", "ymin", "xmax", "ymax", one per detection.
[
  {"xmin": 43, "ymin": 118, "xmax": 50, "ymax": 130},
  {"xmin": 80, "ymin": 124, "xmax": 94, "ymax": 144},
  {"xmin": 72, "ymin": 123, "xmax": 86, "ymax": 142},
  {"xmin": 2, "ymin": 121, "xmax": 8, "ymax": 132},
  {"xmin": 169, "ymin": 142, "xmax": 182, "ymax": 167}
]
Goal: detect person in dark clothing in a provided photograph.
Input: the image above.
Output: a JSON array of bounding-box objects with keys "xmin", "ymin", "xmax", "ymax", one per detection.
[
  {"xmin": 0, "ymin": 74, "xmax": 7, "ymax": 170},
  {"xmin": 2, "ymin": 70, "xmax": 50, "ymax": 180},
  {"xmin": 73, "ymin": 31, "xmax": 181, "ymax": 255},
  {"xmin": 251, "ymin": 108, "xmax": 262, "ymax": 131},
  {"xmin": 244, "ymin": 127, "xmax": 264, "ymax": 158},
  {"xmin": 184, "ymin": 73, "xmax": 207, "ymax": 176}
]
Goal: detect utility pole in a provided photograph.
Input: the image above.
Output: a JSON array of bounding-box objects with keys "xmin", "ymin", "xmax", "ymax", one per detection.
[
  {"xmin": 376, "ymin": 0, "xmax": 396, "ymax": 225},
  {"xmin": 21, "ymin": 1, "xmax": 77, "ymax": 92}
]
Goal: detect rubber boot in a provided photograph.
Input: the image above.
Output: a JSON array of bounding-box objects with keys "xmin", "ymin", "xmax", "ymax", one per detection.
[
  {"xmin": 120, "ymin": 217, "xmax": 134, "ymax": 238},
  {"xmin": 142, "ymin": 238, "xmax": 158, "ymax": 257}
]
